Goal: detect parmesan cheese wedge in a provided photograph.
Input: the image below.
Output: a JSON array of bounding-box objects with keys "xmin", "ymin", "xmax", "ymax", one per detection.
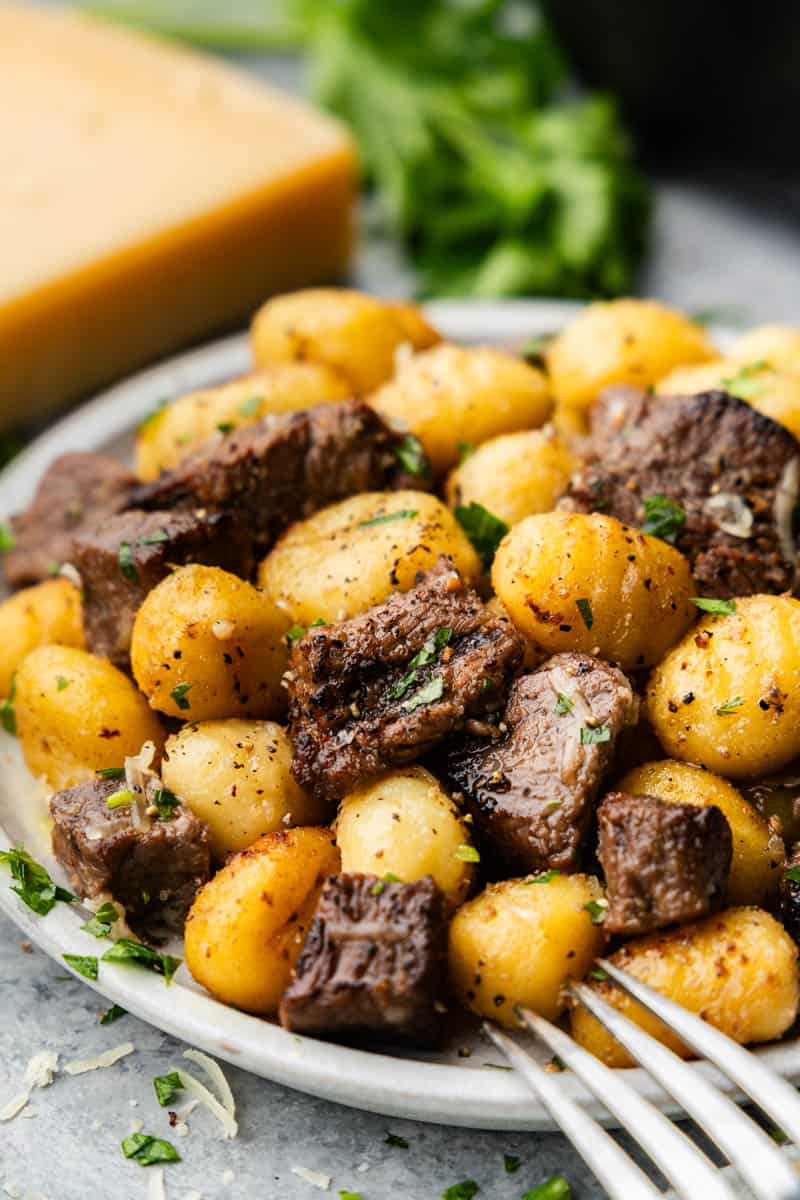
[{"xmin": 0, "ymin": 4, "xmax": 356, "ymax": 427}]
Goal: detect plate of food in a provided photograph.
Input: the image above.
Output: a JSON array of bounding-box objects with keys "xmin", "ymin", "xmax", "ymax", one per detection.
[{"xmin": 2, "ymin": 291, "xmax": 800, "ymax": 1131}]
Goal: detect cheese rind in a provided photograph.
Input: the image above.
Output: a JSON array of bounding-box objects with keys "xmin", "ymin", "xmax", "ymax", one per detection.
[{"xmin": 0, "ymin": 4, "xmax": 356, "ymax": 426}]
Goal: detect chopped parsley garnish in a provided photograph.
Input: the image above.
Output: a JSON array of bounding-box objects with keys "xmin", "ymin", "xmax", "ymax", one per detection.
[
  {"xmin": 0, "ymin": 522, "xmax": 16, "ymax": 553},
  {"xmin": 580, "ymin": 724, "xmax": 611, "ymax": 745},
  {"xmin": 454, "ymin": 501, "xmax": 509, "ymax": 570},
  {"xmin": 1, "ymin": 672, "xmax": 17, "ymax": 736},
  {"xmin": 170, "ymin": 682, "xmax": 193, "ymax": 711},
  {"xmin": 216, "ymin": 421, "xmax": 235, "ymax": 434},
  {"xmin": 151, "ymin": 788, "xmax": 180, "ymax": 820},
  {"xmin": 576, "ymin": 598, "xmax": 593, "ymax": 630},
  {"xmin": 583, "ymin": 899, "xmax": 608, "ymax": 925},
  {"xmin": 238, "ymin": 395, "xmax": 262, "ymax": 417},
  {"xmin": 106, "ymin": 788, "xmax": 134, "ymax": 810},
  {"xmin": 0, "ymin": 847, "xmax": 75, "ymax": 915},
  {"xmin": 504, "ymin": 1154, "xmax": 521, "ymax": 1174},
  {"xmin": 442, "ymin": 1182, "xmax": 479, "ymax": 1200},
  {"xmin": 121, "ymin": 1133, "xmax": 181, "ymax": 1167},
  {"xmin": 287, "ymin": 617, "xmax": 327, "ymax": 647},
  {"xmin": 388, "ymin": 626, "xmax": 452, "ymax": 699},
  {"xmin": 384, "ymin": 871, "xmax": 402, "ymax": 882},
  {"xmin": 691, "ymin": 597, "xmax": 736, "ymax": 615},
  {"xmin": 103, "ymin": 938, "xmax": 181, "ymax": 984},
  {"xmin": 339, "ymin": 1193, "xmax": 362, "ymax": 1200},
  {"xmin": 371, "ymin": 880, "xmax": 386, "ymax": 896},
  {"xmin": 96, "ymin": 766, "xmax": 125, "ymax": 779},
  {"xmin": 528, "ymin": 869, "xmax": 560, "ymax": 885},
  {"xmin": 721, "ymin": 359, "xmax": 769, "ymax": 400},
  {"xmin": 100, "ymin": 1004, "xmax": 127, "ymax": 1025},
  {"xmin": 118, "ymin": 541, "xmax": 138, "ymax": 583},
  {"xmin": 153, "ymin": 1071, "xmax": 185, "ymax": 1107},
  {"xmin": 395, "ymin": 433, "xmax": 430, "ymax": 478},
  {"xmin": 63, "ymin": 954, "xmax": 99, "ymax": 981},
  {"xmin": 641, "ymin": 494, "xmax": 686, "ymax": 545},
  {"xmin": 454, "ymin": 844, "xmax": 480, "ymax": 863},
  {"xmin": 137, "ymin": 399, "xmax": 168, "ymax": 435},
  {"xmin": 457, "ymin": 441, "xmax": 475, "ymax": 463},
  {"xmin": 385, "ymin": 1133, "xmax": 409, "ymax": 1149},
  {"xmin": 401, "ymin": 674, "xmax": 444, "ymax": 711},
  {"xmin": 139, "ymin": 530, "xmax": 169, "ymax": 546},
  {"xmin": 716, "ymin": 696, "xmax": 744, "ymax": 716},
  {"xmin": 56, "ymin": 675, "xmax": 70, "ymax": 692},
  {"xmin": 81, "ymin": 901, "xmax": 120, "ymax": 939},
  {"xmin": 554, "ymin": 693, "xmax": 574, "ymax": 716},
  {"xmin": 588, "ymin": 967, "xmax": 609, "ymax": 982},
  {"xmin": 520, "ymin": 1178, "xmax": 572, "ymax": 1200},
  {"xmin": 359, "ymin": 508, "xmax": 419, "ymax": 528},
  {"xmin": 784, "ymin": 866, "xmax": 800, "ymax": 885},
  {"xmin": 520, "ymin": 331, "xmax": 556, "ymax": 367}
]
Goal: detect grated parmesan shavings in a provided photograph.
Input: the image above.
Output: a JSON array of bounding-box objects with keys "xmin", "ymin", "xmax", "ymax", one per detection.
[
  {"xmin": 173, "ymin": 1061, "xmax": 237, "ymax": 1141},
  {"xmin": 0, "ymin": 1094, "xmax": 29, "ymax": 1123},
  {"xmin": 291, "ymin": 1166, "xmax": 331, "ymax": 1191},
  {"xmin": 63, "ymin": 1041, "xmax": 134, "ymax": 1076},
  {"xmin": 147, "ymin": 1167, "xmax": 165, "ymax": 1200},
  {"xmin": 23, "ymin": 1052, "xmax": 58, "ymax": 1091}
]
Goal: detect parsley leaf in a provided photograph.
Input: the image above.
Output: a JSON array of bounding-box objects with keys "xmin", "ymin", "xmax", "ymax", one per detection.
[
  {"xmin": 385, "ymin": 1133, "xmax": 409, "ymax": 1149},
  {"xmin": 151, "ymin": 788, "xmax": 180, "ymax": 820},
  {"xmin": 0, "ymin": 847, "xmax": 75, "ymax": 915},
  {"xmin": 121, "ymin": 1133, "xmax": 181, "ymax": 1167},
  {"xmin": 521, "ymin": 331, "xmax": 557, "ymax": 366},
  {"xmin": 388, "ymin": 627, "xmax": 452, "ymax": 699},
  {"xmin": 716, "ymin": 696, "xmax": 744, "ymax": 716},
  {"xmin": 100, "ymin": 1004, "xmax": 127, "ymax": 1025},
  {"xmin": 339, "ymin": 1193, "xmax": 362, "ymax": 1200},
  {"xmin": 576, "ymin": 597, "xmax": 593, "ymax": 630},
  {"xmin": 137, "ymin": 399, "xmax": 168, "ymax": 435},
  {"xmin": 103, "ymin": 938, "xmax": 181, "ymax": 984},
  {"xmin": 785, "ymin": 866, "xmax": 800, "ymax": 885},
  {"xmin": 106, "ymin": 788, "xmax": 134, "ymax": 810},
  {"xmin": 504, "ymin": 1153, "xmax": 521, "ymax": 1174},
  {"xmin": 0, "ymin": 522, "xmax": 16, "ymax": 553},
  {"xmin": 580, "ymin": 724, "xmax": 611, "ymax": 745},
  {"xmin": 170, "ymin": 682, "xmax": 193, "ymax": 711},
  {"xmin": 238, "ymin": 395, "xmax": 262, "ymax": 417},
  {"xmin": 1, "ymin": 672, "xmax": 17, "ymax": 736},
  {"xmin": 691, "ymin": 597, "xmax": 736, "ymax": 615},
  {"xmin": 520, "ymin": 1178, "xmax": 572, "ymax": 1200},
  {"xmin": 401, "ymin": 675, "xmax": 444, "ymax": 711},
  {"xmin": 118, "ymin": 541, "xmax": 139, "ymax": 583},
  {"xmin": 454, "ymin": 844, "xmax": 480, "ymax": 863},
  {"xmin": 216, "ymin": 421, "xmax": 235, "ymax": 434},
  {"xmin": 63, "ymin": 954, "xmax": 99, "ymax": 981},
  {"xmin": 554, "ymin": 693, "xmax": 573, "ymax": 716},
  {"xmin": 359, "ymin": 509, "xmax": 419, "ymax": 528},
  {"xmin": 457, "ymin": 441, "xmax": 475, "ymax": 463},
  {"xmin": 528, "ymin": 870, "xmax": 560, "ymax": 885},
  {"xmin": 96, "ymin": 766, "xmax": 125, "ymax": 779},
  {"xmin": 56, "ymin": 675, "xmax": 70, "ymax": 691},
  {"xmin": 153, "ymin": 1071, "xmax": 185, "ymax": 1107},
  {"xmin": 139, "ymin": 529, "xmax": 169, "ymax": 546},
  {"xmin": 721, "ymin": 360, "xmax": 769, "ymax": 400},
  {"xmin": 395, "ymin": 434, "xmax": 430, "ymax": 478},
  {"xmin": 81, "ymin": 901, "xmax": 120, "ymax": 939},
  {"xmin": 588, "ymin": 967, "xmax": 609, "ymax": 981},
  {"xmin": 583, "ymin": 900, "xmax": 608, "ymax": 925},
  {"xmin": 287, "ymin": 617, "xmax": 327, "ymax": 647},
  {"xmin": 442, "ymin": 1183, "xmax": 479, "ymax": 1200},
  {"xmin": 641, "ymin": 495, "xmax": 686, "ymax": 545},
  {"xmin": 454, "ymin": 502, "xmax": 509, "ymax": 570}
]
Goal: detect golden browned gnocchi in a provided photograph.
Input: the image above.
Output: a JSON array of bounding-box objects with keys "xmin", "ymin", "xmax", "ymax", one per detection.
[
  {"xmin": 492, "ymin": 511, "xmax": 695, "ymax": 669},
  {"xmin": 547, "ymin": 299, "xmax": 716, "ymax": 415},
  {"xmin": 647, "ymin": 594, "xmax": 800, "ymax": 778},
  {"xmin": 370, "ymin": 343, "xmax": 551, "ymax": 474},
  {"xmin": 335, "ymin": 766, "xmax": 476, "ymax": 907},
  {"xmin": 185, "ymin": 826, "xmax": 340, "ymax": 1014},
  {"xmin": 729, "ymin": 324, "xmax": 800, "ymax": 373},
  {"xmin": 250, "ymin": 288, "xmax": 440, "ymax": 394},
  {"xmin": 130, "ymin": 564, "xmax": 290, "ymax": 721},
  {"xmin": 444, "ymin": 429, "xmax": 574, "ymax": 528},
  {"xmin": 14, "ymin": 645, "xmax": 164, "ymax": 790},
  {"xmin": 258, "ymin": 490, "xmax": 480, "ymax": 626},
  {"xmin": 619, "ymin": 760, "xmax": 784, "ymax": 905},
  {"xmin": 448, "ymin": 873, "xmax": 607, "ymax": 1027},
  {"xmin": 162, "ymin": 719, "xmax": 326, "ymax": 860},
  {"xmin": 658, "ymin": 358, "xmax": 800, "ymax": 441},
  {"xmin": 0, "ymin": 578, "xmax": 84, "ymax": 698},
  {"xmin": 571, "ymin": 907, "xmax": 799, "ymax": 1067},
  {"xmin": 135, "ymin": 363, "xmax": 350, "ymax": 480}
]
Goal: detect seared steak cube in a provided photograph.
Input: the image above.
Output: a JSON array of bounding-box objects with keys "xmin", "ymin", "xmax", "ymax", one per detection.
[
  {"xmin": 73, "ymin": 508, "xmax": 252, "ymax": 667},
  {"xmin": 50, "ymin": 775, "xmax": 210, "ymax": 935},
  {"xmin": 4, "ymin": 452, "xmax": 135, "ymax": 588},
  {"xmin": 131, "ymin": 399, "xmax": 428, "ymax": 556},
  {"xmin": 444, "ymin": 652, "xmax": 637, "ymax": 873},
  {"xmin": 562, "ymin": 388, "xmax": 800, "ymax": 597},
  {"xmin": 597, "ymin": 791, "xmax": 732, "ymax": 935},
  {"xmin": 279, "ymin": 873, "xmax": 448, "ymax": 1046},
  {"xmin": 287, "ymin": 559, "xmax": 524, "ymax": 802}
]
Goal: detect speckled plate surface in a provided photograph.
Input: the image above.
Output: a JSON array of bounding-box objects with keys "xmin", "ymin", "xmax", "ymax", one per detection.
[{"xmin": 2, "ymin": 299, "xmax": 796, "ymax": 1131}]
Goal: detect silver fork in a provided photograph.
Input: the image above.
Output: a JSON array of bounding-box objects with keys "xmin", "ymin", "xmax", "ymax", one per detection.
[{"xmin": 484, "ymin": 957, "xmax": 800, "ymax": 1200}]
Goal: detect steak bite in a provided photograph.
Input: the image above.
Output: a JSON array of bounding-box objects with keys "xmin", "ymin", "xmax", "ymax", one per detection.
[
  {"xmin": 597, "ymin": 790, "xmax": 732, "ymax": 935},
  {"xmin": 131, "ymin": 399, "xmax": 427, "ymax": 556},
  {"xmin": 286, "ymin": 559, "xmax": 524, "ymax": 803},
  {"xmin": 562, "ymin": 388, "xmax": 800, "ymax": 597},
  {"xmin": 3, "ymin": 452, "xmax": 135, "ymax": 588},
  {"xmin": 444, "ymin": 652, "xmax": 637, "ymax": 873},
  {"xmin": 50, "ymin": 774, "xmax": 211, "ymax": 935},
  {"xmin": 279, "ymin": 873, "xmax": 448, "ymax": 1046},
  {"xmin": 73, "ymin": 507, "xmax": 252, "ymax": 667}
]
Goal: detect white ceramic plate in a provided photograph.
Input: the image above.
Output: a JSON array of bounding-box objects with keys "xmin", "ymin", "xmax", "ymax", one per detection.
[{"xmin": 1, "ymin": 299, "xmax": 797, "ymax": 1131}]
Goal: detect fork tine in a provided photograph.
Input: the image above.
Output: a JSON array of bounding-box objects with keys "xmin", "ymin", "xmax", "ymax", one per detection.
[
  {"xmin": 572, "ymin": 980, "xmax": 800, "ymax": 1200},
  {"xmin": 484, "ymin": 1022, "xmax": 662, "ymax": 1200},
  {"xmin": 598, "ymin": 956, "xmax": 800, "ymax": 1143},
  {"xmin": 515, "ymin": 1006, "xmax": 736, "ymax": 1200}
]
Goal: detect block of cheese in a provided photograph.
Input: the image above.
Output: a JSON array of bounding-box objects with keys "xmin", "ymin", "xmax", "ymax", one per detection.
[{"xmin": 0, "ymin": 3, "xmax": 356, "ymax": 428}]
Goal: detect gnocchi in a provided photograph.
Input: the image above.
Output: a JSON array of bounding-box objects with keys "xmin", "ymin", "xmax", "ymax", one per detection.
[
  {"xmin": 444, "ymin": 429, "xmax": 574, "ymax": 528},
  {"xmin": 0, "ymin": 578, "xmax": 84, "ymax": 699}
]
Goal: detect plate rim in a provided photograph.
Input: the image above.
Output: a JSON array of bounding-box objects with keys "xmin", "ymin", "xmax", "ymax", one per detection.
[{"xmin": 2, "ymin": 297, "xmax": 788, "ymax": 1131}]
